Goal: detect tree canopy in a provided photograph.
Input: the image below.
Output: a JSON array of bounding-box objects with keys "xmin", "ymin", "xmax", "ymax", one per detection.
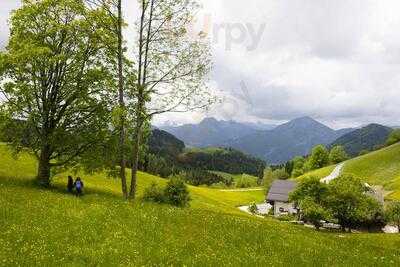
[
  {"xmin": 306, "ymin": 145, "xmax": 329, "ymax": 170},
  {"xmin": 291, "ymin": 174, "xmax": 384, "ymax": 231},
  {"xmin": 327, "ymin": 175, "xmax": 383, "ymax": 231},
  {"xmin": 0, "ymin": 0, "xmax": 116, "ymax": 186},
  {"xmin": 329, "ymin": 145, "xmax": 348, "ymax": 164}
]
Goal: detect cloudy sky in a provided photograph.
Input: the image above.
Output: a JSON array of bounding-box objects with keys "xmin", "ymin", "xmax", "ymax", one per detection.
[{"xmin": 2, "ymin": 0, "xmax": 400, "ymax": 128}]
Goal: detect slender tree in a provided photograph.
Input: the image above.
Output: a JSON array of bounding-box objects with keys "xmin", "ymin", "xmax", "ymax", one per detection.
[
  {"xmin": 0, "ymin": 0, "xmax": 116, "ymax": 186},
  {"xmin": 86, "ymin": 0, "xmax": 129, "ymax": 198},
  {"xmin": 116, "ymin": 0, "xmax": 128, "ymax": 198},
  {"xmin": 128, "ymin": 0, "xmax": 214, "ymax": 199}
]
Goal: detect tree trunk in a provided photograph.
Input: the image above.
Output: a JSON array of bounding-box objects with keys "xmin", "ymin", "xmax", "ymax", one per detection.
[
  {"xmin": 37, "ymin": 145, "xmax": 52, "ymax": 187},
  {"xmin": 129, "ymin": 122, "xmax": 142, "ymax": 200},
  {"xmin": 117, "ymin": 0, "xmax": 128, "ymax": 199}
]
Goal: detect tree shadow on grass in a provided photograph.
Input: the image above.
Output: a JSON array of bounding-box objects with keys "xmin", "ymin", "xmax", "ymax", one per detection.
[
  {"xmin": 0, "ymin": 175, "xmax": 124, "ymax": 202},
  {"xmin": 0, "ymin": 175, "xmax": 37, "ymax": 188}
]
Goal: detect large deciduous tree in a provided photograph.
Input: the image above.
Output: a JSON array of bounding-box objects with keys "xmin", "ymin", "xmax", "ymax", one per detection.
[
  {"xmin": 128, "ymin": 0, "xmax": 214, "ymax": 199},
  {"xmin": 326, "ymin": 174, "xmax": 382, "ymax": 232},
  {"xmin": 0, "ymin": 0, "xmax": 116, "ymax": 186}
]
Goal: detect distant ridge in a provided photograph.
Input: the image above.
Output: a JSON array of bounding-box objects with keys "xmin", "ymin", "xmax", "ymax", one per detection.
[
  {"xmin": 225, "ymin": 116, "xmax": 352, "ymax": 164},
  {"xmin": 330, "ymin": 124, "xmax": 393, "ymax": 156},
  {"xmin": 160, "ymin": 117, "xmax": 275, "ymax": 148},
  {"xmin": 161, "ymin": 116, "xmax": 353, "ymax": 164}
]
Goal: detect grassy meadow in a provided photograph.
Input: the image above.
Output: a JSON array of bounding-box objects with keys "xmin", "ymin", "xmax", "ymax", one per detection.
[
  {"xmin": 295, "ymin": 143, "xmax": 400, "ymax": 200},
  {"xmin": 296, "ymin": 165, "xmax": 336, "ymax": 181},
  {"xmin": 341, "ymin": 143, "xmax": 400, "ymax": 200},
  {"xmin": 1, "ymin": 143, "xmax": 400, "ymax": 266}
]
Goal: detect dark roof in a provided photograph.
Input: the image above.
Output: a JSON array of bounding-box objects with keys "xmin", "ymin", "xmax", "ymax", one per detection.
[{"xmin": 266, "ymin": 180, "xmax": 297, "ymax": 202}]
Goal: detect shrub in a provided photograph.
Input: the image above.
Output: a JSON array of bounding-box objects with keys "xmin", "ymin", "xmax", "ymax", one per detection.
[
  {"xmin": 277, "ymin": 214, "xmax": 296, "ymax": 222},
  {"xmin": 248, "ymin": 202, "xmax": 259, "ymax": 214},
  {"xmin": 385, "ymin": 201, "xmax": 400, "ymax": 230},
  {"xmin": 143, "ymin": 182, "xmax": 165, "ymax": 203},
  {"xmin": 164, "ymin": 177, "xmax": 191, "ymax": 207},
  {"xmin": 358, "ymin": 196, "xmax": 386, "ymax": 231}
]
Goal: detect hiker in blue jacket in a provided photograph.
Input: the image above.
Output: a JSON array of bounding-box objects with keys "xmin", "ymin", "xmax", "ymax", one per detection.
[{"xmin": 74, "ymin": 177, "xmax": 84, "ymax": 197}]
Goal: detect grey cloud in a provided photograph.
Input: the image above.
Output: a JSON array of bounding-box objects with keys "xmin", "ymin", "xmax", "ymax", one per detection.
[
  {"xmin": 2, "ymin": 0, "xmax": 400, "ymax": 127},
  {"xmin": 199, "ymin": 0, "xmax": 400, "ymax": 127},
  {"xmin": 0, "ymin": 1, "xmax": 20, "ymax": 49}
]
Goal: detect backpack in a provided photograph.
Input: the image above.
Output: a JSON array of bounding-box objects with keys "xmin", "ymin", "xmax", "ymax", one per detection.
[{"xmin": 75, "ymin": 180, "xmax": 82, "ymax": 189}]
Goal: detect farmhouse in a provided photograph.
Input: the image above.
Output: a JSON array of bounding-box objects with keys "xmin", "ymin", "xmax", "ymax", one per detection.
[{"xmin": 266, "ymin": 180, "xmax": 298, "ymax": 216}]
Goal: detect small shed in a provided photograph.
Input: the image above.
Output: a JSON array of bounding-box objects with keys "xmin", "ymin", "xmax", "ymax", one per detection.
[{"xmin": 266, "ymin": 180, "xmax": 298, "ymax": 216}]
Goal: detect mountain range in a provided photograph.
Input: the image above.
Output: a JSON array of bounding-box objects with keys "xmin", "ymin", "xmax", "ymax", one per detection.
[
  {"xmin": 159, "ymin": 117, "xmax": 394, "ymax": 164},
  {"xmin": 160, "ymin": 118, "xmax": 275, "ymax": 148},
  {"xmin": 224, "ymin": 117, "xmax": 354, "ymax": 164}
]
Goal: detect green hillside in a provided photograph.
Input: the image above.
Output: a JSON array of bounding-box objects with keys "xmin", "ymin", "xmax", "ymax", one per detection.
[
  {"xmin": 341, "ymin": 142, "xmax": 400, "ymax": 200},
  {"xmin": 296, "ymin": 165, "xmax": 336, "ymax": 181},
  {"xmin": 297, "ymin": 143, "xmax": 400, "ymax": 200},
  {"xmin": 178, "ymin": 147, "xmax": 266, "ymax": 177},
  {"xmin": 1, "ymin": 144, "xmax": 400, "ymax": 266},
  {"xmin": 330, "ymin": 124, "xmax": 392, "ymax": 156}
]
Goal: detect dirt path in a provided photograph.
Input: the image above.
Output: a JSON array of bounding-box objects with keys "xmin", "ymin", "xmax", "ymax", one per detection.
[{"xmin": 320, "ymin": 163, "xmax": 345, "ymax": 184}]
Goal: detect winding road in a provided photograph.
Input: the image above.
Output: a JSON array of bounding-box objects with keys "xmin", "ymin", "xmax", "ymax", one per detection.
[{"xmin": 320, "ymin": 162, "xmax": 345, "ymax": 184}]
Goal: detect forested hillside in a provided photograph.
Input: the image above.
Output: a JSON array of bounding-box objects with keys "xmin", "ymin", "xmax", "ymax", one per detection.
[
  {"xmin": 177, "ymin": 147, "xmax": 266, "ymax": 177},
  {"xmin": 331, "ymin": 124, "xmax": 392, "ymax": 156}
]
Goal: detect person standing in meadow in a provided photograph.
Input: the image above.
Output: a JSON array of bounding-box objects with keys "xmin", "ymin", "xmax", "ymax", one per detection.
[
  {"xmin": 74, "ymin": 177, "xmax": 84, "ymax": 197},
  {"xmin": 67, "ymin": 176, "xmax": 74, "ymax": 193}
]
